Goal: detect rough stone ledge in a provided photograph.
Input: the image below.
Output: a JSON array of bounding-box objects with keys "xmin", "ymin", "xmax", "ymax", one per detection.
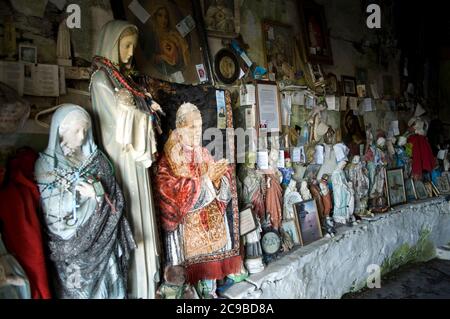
[{"xmin": 224, "ymin": 197, "xmax": 450, "ymax": 299}]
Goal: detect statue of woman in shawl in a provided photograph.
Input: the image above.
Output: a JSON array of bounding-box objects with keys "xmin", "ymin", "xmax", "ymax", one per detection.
[
  {"xmin": 35, "ymin": 104, "xmax": 135, "ymax": 299},
  {"xmin": 154, "ymin": 103, "xmax": 242, "ymax": 293},
  {"xmin": 90, "ymin": 20, "xmax": 163, "ymax": 299}
]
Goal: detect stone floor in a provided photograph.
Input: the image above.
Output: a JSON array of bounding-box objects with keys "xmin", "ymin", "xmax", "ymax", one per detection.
[{"xmin": 343, "ymin": 259, "xmax": 450, "ymax": 299}]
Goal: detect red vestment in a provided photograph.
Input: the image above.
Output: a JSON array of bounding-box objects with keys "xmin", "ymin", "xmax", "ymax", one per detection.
[
  {"xmin": 0, "ymin": 149, "xmax": 51, "ymax": 299},
  {"xmin": 408, "ymin": 134, "xmax": 435, "ymax": 178}
]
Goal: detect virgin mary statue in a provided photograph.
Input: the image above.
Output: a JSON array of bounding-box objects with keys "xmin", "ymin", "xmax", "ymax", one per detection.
[
  {"xmin": 90, "ymin": 20, "xmax": 163, "ymax": 299},
  {"xmin": 35, "ymin": 104, "xmax": 135, "ymax": 298}
]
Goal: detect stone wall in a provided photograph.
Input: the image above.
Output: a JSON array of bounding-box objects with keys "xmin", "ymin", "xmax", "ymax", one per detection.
[{"xmin": 223, "ymin": 197, "xmax": 450, "ymax": 299}]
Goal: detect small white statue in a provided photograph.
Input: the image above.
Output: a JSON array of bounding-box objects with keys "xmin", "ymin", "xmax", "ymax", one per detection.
[
  {"xmin": 331, "ymin": 160, "xmax": 356, "ymax": 225},
  {"xmin": 56, "ymin": 18, "xmax": 72, "ymax": 66},
  {"xmin": 283, "ymin": 180, "xmax": 303, "ymax": 220},
  {"xmin": 300, "ymin": 180, "xmax": 312, "ymax": 201},
  {"xmin": 347, "ymin": 155, "xmax": 370, "ymax": 216}
]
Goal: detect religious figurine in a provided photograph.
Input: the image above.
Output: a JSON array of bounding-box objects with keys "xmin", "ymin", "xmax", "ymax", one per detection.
[
  {"xmin": 56, "ymin": 18, "xmax": 72, "ymax": 66},
  {"xmin": 407, "ymin": 104, "xmax": 428, "ymax": 136},
  {"xmin": 0, "ymin": 233, "xmax": 30, "ymax": 299},
  {"xmin": 283, "ymin": 179, "xmax": 303, "ymax": 220},
  {"xmin": 279, "ymin": 155, "xmax": 294, "ymax": 188},
  {"xmin": 264, "ymin": 173, "xmax": 283, "ymax": 230},
  {"xmin": 395, "ymin": 136, "xmax": 412, "ymax": 178},
  {"xmin": 155, "ymin": 265, "xmax": 198, "ymax": 299},
  {"xmin": 34, "ymin": 104, "xmax": 136, "ymax": 299},
  {"xmin": 244, "ymin": 216, "xmax": 265, "ymax": 274},
  {"xmin": 365, "ymin": 136, "xmax": 389, "ymax": 213},
  {"xmin": 300, "ymin": 180, "xmax": 312, "ymax": 200},
  {"xmin": 90, "ymin": 20, "xmax": 163, "ymax": 299},
  {"xmin": 317, "ymin": 129, "xmax": 338, "ymax": 180},
  {"xmin": 319, "ymin": 175, "xmax": 336, "ymax": 236},
  {"xmin": 154, "ymin": 103, "xmax": 241, "ymax": 295},
  {"xmin": 331, "ymin": 160, "xmax": 357, "ymax": 226},
  {"xmin": 346, "ymin": 155, "xmax": 370, "ymax": 216},
  {"xmin": 237, "ymin": 156, "xmax": 266, "ymax": 221}
]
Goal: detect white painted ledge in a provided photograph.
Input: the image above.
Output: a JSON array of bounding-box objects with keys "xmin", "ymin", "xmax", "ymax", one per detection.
[{"xmin": 224, "ymin": 197, "xmax": 450, "ymax": 299}]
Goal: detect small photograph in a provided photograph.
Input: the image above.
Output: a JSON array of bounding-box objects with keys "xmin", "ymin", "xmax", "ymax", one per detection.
[
  {"xmin": 357, "ymin": 84, "xmax": 367, "ymax": 98},
  {"xmin": 341, "ymin": 75, "xmax": 357, "ymax": 96},
  {"xmin": 414, "ymin": 180, "xmax": 430, "ymax": 200},
  {"xmin": 303, "ymin": 164, "xmax": 321, "ymax": 180},
  {"xmin": 436, "ymin": 175, "xmax": 450, "ymax": 195},
  {"xmin": 423, "ymin": 181, "xmax": 434, "ymax": 198},
  {"xmin": 281, "ymin": 219, "xmax": 301, "ymax": 246},
  {"xmin": 386, "ymin": 168, "xmax": 407, "ymax": 206},
  {"xmin": 404, "ymin": 178, "xmax": 417, "ymax": 201},
  {"xmin": 19, "ymin": 44, "xmax": 37, "ymax": 64},
  {"xmin": 294, "ymin": 200, "xmax": 323, "ymax": 246}
]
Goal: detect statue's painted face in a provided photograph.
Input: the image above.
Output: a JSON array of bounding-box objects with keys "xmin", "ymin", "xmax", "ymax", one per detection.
[
  {"xmin": 119, "ymin": 33, "xmax": 138, "ymax": 65},
  {"xmin": 178, "ymin": 111, "xmax": 203, "ymax": 147},
  {"xmin": 59, "ymin": 116, "xmax": 89, "ymax": 152}
]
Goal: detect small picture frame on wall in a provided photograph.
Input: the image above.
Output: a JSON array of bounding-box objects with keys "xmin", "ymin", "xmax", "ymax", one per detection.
[
  {"xmin": 341, "ymin": 76, "xmax": 357, "ymax": 96},
  {"xmin": 261, "ymin": 20, "xmax": 296, "ymax": 81},
  {"xmin": 385, "ymin": 168, "xmax": 407, "ymax": 207},
  {"xmin": 19, "ymin": 44, "xmax": 37, "ymax": 64},
  {"xmin": 325, "ymin": 72, "xmax": 338, "ymax": 95},
  {"xmin": 297, "ymin": 0, "xmax": 333, "ymax": 65},
  {"xmin": 201, "ymin": 0, "xmax": 240, "ymax": 38},
  {"xmin": 214, "ymin": 48, "xmax": 240, "ymax": 84},
  {"xmin": 294, "ymin": 200, "xmax": 323, "ymax": 246},
  {"xmin": 256, "ymin": 81, "xmax": 282, "ymax": 133}
]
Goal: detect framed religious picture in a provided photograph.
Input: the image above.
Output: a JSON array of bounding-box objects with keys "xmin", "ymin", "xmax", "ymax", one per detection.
[
  {"xmin": 120, "ymin": 0, "xmax": 213, "ymax": 85},
  {"xmin": 423, "ymin": 182, "xmax": 435, "ymax": 198},
  {"xmin": 431, "ymin": 182, "xmax": 440, "ymax": 196},
  {"xmin": 325, "ymin": 72, "xmax": 338, "ymax": 95},
  {"xmin": 307, "ymin": 63, "xmax": 325, "ymax": 86},
  {"xmin": 404, "ymin": 178, "xmax": 418, "ymax": 201},
  {"xmin": 341, "ymin": 76, "xmax": 357, "ymax": 96},
  {"xmin": 294, "ymin": 200, "xmax": 323, "ymax": 246},
  {"xmin": 19, "ymin": 44, "xmax": 37, "ymax": 64},
  {"xmin": 385, "ymin": 168, "xmax": 407, "ymax": 207},
  {"xmin": 200, "ymin": 0, "xmax": 240, "ymax": 38},
  {"xmin": 303, "ymin": 164, "xmax": 321, "ymax": 180},
  {"xmin": 357, "ymin": 84, "xmax": 367, "ymax": 98},
  {"xmin": 297, "ymin": 0, "xmax": 333, "ymax": 65},
  {"xmin": 414, "ymin": 180, "xmax": 430, "ymax": 200},
  {"xmin": 442, "ymin": 171, "xmax": 450, "ymax": 186},
  {"xmin": 340, "ymin": 109, "xmax": 366, "ymax": 147},
  {"xmin": 281, "ymin": 219, "xmax": 301, "ymax": 246},
  {"xmin": 261, "ymin": 20, "xmax": 296, "ymax": 81},
  {"xmin": 214, "ymin": 48, "xmax": 240, "ymax": 84},
  {"xmin": 255, "ymin": 81, "xmax": 282, "ymax": 133}
]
